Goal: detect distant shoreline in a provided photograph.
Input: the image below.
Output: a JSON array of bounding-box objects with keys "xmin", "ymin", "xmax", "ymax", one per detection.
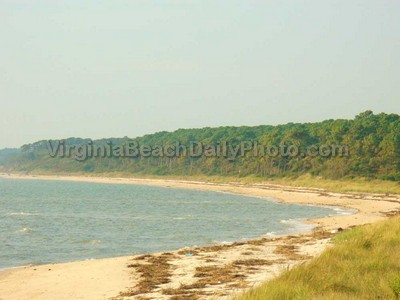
[
  {"xmin": 1, "ymin": 173, "xmax": 399, "ymax": 299},
  {"xmin": 1, "ymin": 172, "xmax": 397, "ymax": 230}
]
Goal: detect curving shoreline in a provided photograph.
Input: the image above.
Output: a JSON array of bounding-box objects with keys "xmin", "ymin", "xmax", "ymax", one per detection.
[
  {"xmin": 2, "ymin": 173, "xmax": 399, "ymax": 230},
  {"xmin": 1, "ymin": 173, "xmax": 400, "ymax": 299}
]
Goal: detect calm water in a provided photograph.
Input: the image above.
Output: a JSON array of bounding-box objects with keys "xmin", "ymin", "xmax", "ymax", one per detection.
[{"xmin": 0, "ymin": 178, "xmax": 350, "ymax": 269}]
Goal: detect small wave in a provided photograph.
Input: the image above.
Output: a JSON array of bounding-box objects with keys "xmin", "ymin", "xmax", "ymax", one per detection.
[
  {"xmin": 16, "ymin": 227, "xmax": 33, "ymax": 233},
  {"xmin": 76, "ymin": 240, "xmax": 101, "ymax": 245},
  {"xmin": 280, "ymin": 219, "xmax": 298, "ymax": 224},
  {"xmin": 6, "ymin": 212, "xmax": 39, "ymax": 217},
  {"xmin": 211, "ymin": 240, "xmax": 234, "ymax": 245},
  {"xmin": 321, "ymin": 205, "xmax": 356, "ymax": 216},
  {"xmin": 264, "ymin": 232, "xmax": 277, "ymax": 237},
  {"xmin": 332, "ymin": 207, "xmax": 356, "ymax": 215},
  {"xmin": 172, "ymin": 216, "xmax": 191, "ymax": 220},
  {"xmin": 280, "ymin": 218, "xmax": 307, "ymax": 226},
  {"xmin": 279, "ymin": 218, "xmax": 316, "ymax": 234}
]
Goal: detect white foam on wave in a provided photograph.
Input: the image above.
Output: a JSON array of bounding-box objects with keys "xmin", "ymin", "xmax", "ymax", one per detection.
[
  {"xmin": 210, "ymin": 240, "xmax": 235, "ymax": 246},
  {"xmin": 264, "ymin": 232, "xmax": 277, "ymax": 237},
  {"xmin": 6, "ymin": 212, "xmax": 39, "ymax": 217},
  {"xmin": 331, "ymin": 207, "xmax": 357, "ymax": 215},
  {"xmin": 16, "ymin": 227, "xmax": 33, "ymax": 233},
  {"xmin": 280, "ymin": 219, "xmax": 295, "ymax": 224},
  {"xmin": 172, "ymin": 215, "xmax": 192, "ymax": 220},
  {"xmin": 279, "ymin": 218, "xmax": 316, "ymax": 234}
]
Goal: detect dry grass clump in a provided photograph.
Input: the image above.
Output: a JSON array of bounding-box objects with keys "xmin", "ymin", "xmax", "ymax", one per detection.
[
  {"xmin": 162, "ymin": 263, "xmax": 246, "ymax": 298},
  {"xmin": 162, "ymin": 288, "xmax": 202, "ymax": 300},
  {"xmin": 191, "ymin": 264, "xmax": 245, "ymax": 287},
  {"xmin": 134, "ymin": 254, "xmax": 153, "ymax": 260},
  {"xmin": 232, "ymin": 259, "xmax": 276, "ymax": 267},
  {"xmin": 384, "ymin": 209, "xmax": 400, "ymax": 217},
  {"xmin": 246, "ymin": 238, "xmax": 267, "ymax": 246},
  {"xmin": 197, "ymin": 241, "xmax": 248, "ymax": 253},
  {"xmin": 273, "ymin": 244, "xmax": 312, "ymax": 260},
  {"xmin": 121, "ymin": 252, "xmax": 177, "ymax": 296},
  {"xmin": 197, "ymin": 243, "xmax": 233, "ymax": 252},
  {"xmin": 177, "ymin": 249, "xmax": 200, "ymax": 256},
  {"xmin": 169, "ymin": 294, "xmax": 201, "ymax": 300},
  {"xmin": 310, "ymin": 228, "xmax": 334, "ymax": 239}
]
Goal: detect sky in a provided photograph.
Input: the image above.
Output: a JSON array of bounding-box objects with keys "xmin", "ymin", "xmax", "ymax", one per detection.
[{"xmin": 1, "ymin": 0, "xmax": 399, "ymax": 149}]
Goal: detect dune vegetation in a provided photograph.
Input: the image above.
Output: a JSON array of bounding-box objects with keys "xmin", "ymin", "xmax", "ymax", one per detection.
[{"xmin": 236, "ymin": 216, "xmax": 400, "ymax": 300}]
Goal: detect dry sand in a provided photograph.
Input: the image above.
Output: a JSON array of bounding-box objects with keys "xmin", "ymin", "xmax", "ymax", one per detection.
[
  {"xmin": 0, "ymin": 256, "xmax": 131, "ymax": 300},
  {"xmin": 1, "ymin": 174, "xmax": 399, "ymax": 299}
]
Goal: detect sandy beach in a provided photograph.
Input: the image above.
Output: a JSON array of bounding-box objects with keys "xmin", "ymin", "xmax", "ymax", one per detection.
[{"xmin": 1, "ymin": 173, "xmax": 399, "ymax": 299}]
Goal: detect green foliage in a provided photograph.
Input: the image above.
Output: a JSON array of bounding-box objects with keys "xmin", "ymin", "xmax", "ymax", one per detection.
[
  {"xmin": 391, "ymin": 275, "xmax": 400, "ymax": 299},
  {"xmin": 0, "ymin": 148, "xmax": 20, "ymax": 164},
  {"xmin": 236, "ymin": 217, "xmax": 400, "ymax": 300},
  {"xmin": 2, "ymin": 111, "xmax": 400, "ymax": 181}
]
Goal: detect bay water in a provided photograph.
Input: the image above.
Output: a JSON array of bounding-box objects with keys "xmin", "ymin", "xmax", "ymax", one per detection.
[{"xmin": 0, "ymin": 178, "xmax": 350, "ymax": 269}]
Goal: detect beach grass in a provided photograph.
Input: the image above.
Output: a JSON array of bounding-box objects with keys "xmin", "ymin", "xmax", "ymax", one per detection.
[
  {"xmin": 235, "ymin": 216, "xmax": 400, "ymax": 300},
  {"xmin": 92, "ymin": 172, "xmax": 400, "ymax": 194},
  {"xmin": 268, "ymin": 175, "xmax": 400, "ymax": 194}
]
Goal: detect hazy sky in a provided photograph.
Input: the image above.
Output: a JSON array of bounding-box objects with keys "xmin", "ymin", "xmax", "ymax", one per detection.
[{"xmin": 1, "ymin": 0, "xmax": 399, "ymax": 148}]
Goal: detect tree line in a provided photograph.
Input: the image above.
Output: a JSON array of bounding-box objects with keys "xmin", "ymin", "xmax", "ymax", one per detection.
[{"xmin": 1, "ymin": 111, "xmax": 399, "ymax": 181}]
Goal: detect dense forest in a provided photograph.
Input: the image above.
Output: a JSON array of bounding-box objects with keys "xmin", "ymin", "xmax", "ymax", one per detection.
[{"xmin": 1, "ymin": 111, "xmax": 399, "ymax": 181}]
